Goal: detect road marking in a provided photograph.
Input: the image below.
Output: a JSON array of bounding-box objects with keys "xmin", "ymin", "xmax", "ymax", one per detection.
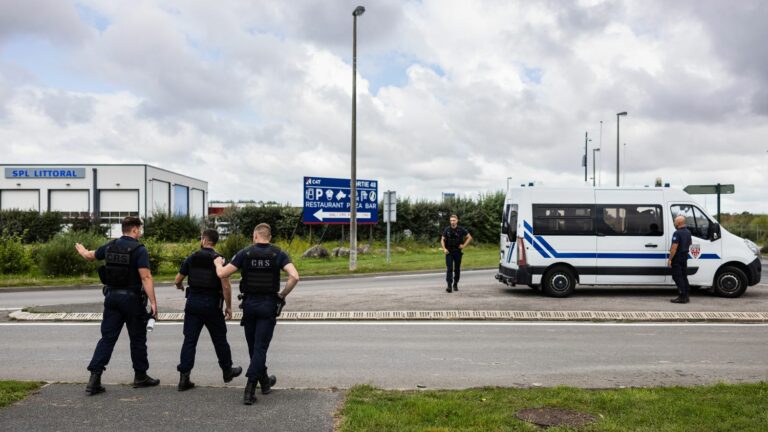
[
  {"xmin": 0, "ymin": 307, "xmax": 22, "ymax": 311},
  {"xmin": 2, "ymin": 322, "xmax": 768, "ymax": 328}
]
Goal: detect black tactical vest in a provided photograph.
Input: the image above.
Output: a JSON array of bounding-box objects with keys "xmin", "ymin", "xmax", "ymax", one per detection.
[
  {"xmin": 240, "ymin": 245, "xmax": 281, "ymax": 295},
  {"xmin": 98, "ymin": 239, "xmax": 143, "ymax": 289},
  {"xmin": 187, "ymin": 249, "xmax": 222, "ymax": 295},
  {"xmin": 444, "ymin": 227, "xmax": 463, "ymax": 250}
]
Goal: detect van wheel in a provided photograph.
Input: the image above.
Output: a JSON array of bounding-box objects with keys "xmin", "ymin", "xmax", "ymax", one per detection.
[
  {"xmin": 713, "ymin": 266, "xmax": 748, "ymax": 298},
  {"xmin": 542, "ymin": 267, "xmax": 576, "ymax": 298}
]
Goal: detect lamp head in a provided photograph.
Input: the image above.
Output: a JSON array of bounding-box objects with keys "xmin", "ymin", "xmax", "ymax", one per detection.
[
  {"xmin": 353, "ymin": 6, "xmax": 365, "ymax": 16},
  {"xmin": 617, "ymin": 111, "xmax": 628, "ymax": 116}
]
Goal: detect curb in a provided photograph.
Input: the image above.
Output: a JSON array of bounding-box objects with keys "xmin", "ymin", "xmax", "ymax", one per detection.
[
  {"xmin": 9, "ymin": 310, "xmax": 768, "ymax": 323},
  {"xmin": 0, "ymin": 268, "xmax": 498, "ymax": 293}
]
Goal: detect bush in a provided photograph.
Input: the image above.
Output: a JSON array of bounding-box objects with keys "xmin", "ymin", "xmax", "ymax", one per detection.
[
  {"xmin": 163, "ymin": 240, "xmax": 200, "ymax": 272},
  {"xmin": 0, "ymin": 210, "xmax": 63, "ymax": 243},
  {"xmin": 38, "ymin": 231, "xmax": 104, "ymax": 276},
  {"xmin": 0, "ymin": 230, "xmax": 33, "ymax": 274},
  {"xmin": 140, "ymin": 237, "xmax": 163, "ymax": 274},
  {"xmin": 218, "ymin": 233, "xmax": 250, "ymax": 262},
  {"xmin": 144, "ymin": 212, "xmax": 202, "ymax": 242}
]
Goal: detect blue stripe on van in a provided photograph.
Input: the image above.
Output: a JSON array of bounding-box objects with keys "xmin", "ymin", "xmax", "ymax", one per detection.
[
  {"xmin": 524, "ymin": 231, "xmax": 550, "ymax": 258},
  {"xmin": 522, "ymin": 220, "xmax": 721, "ymax": 260}
]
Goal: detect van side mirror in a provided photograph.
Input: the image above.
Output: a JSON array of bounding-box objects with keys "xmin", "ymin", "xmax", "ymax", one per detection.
[{"xmin": 708, "ymin": 223, "xmax": 721, "ymax": 241}]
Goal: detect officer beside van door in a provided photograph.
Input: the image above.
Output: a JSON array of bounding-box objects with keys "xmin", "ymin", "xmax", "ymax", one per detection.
[
  {"xmin": 75, "ymin": 216, "xmax": 160, "ymax": 395},
  {"xmin": 214, "ymin": 223, "xmax": 300, "ymax": 405},
  {"xmin": 174, "ymin": 229, "xmax": 242, "ymax": 391},
  {"xmin": 669, "ymin": 215, "xmax": 692, "ymax": 304},
  {"xmin": 441, "ymin": 215, "xmax": 473, "ymax": 293}
]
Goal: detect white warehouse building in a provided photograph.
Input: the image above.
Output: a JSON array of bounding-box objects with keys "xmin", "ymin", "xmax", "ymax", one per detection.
[{"xmin": 1, "ymin": 164, "xmax": 208, "ymax": 237}]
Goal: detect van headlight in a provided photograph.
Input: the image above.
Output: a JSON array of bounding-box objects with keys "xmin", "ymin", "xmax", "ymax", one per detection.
[{"xmin": 744, "ymin": 239, "xmax": 760, "ymax": 257}]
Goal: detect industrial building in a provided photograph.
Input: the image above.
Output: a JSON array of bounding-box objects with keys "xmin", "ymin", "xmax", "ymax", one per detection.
[{"xmin": 1, "ymin": 164, "xmax": 207, "ymax": 237}]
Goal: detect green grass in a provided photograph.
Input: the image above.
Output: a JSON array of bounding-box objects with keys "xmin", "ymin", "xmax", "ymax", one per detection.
[
  {"xmin": 0, "ymin": 241, "xmax": 499, "ymax": 287},
  {"xmin": 338, "ymin": 383, "xmax": 768, "ymax": 432},
  {"xmin": 0, "ymin": 381, "xmax": 44, "ymax": 408}
]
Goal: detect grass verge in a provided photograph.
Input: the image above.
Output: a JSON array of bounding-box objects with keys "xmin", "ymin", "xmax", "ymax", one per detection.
[
  {"xmin": 0, "ymin": 381, "xmax": 44, "ymax": 408},
  {"xmin": 338, "ymin": 383, "xmax": 768, "ymax": 432},
  {"xmin": 0, "ymin": 242, "xmax": 499, "ymax": 288}
]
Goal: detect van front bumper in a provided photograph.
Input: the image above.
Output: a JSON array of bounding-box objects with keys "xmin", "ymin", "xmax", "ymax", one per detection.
[
  {"xmin": 747, "ymin": 257, "xmax": 762, "ymax": 285},
  {"xmin": 496, "ymin": 264, "xmax": 533, "ymax": 286}
]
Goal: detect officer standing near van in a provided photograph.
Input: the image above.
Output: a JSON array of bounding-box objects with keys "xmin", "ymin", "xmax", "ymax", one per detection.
[
  {"xmin": 214, "ymin": 223, "xmax": 300, "ymax": 405},
  {"xmin": 441, "ymin": 214, "xmax": 472, "ymax": 293},
  {"xmin": 174, "ymin": 229, "xmax": 242, "ymax": 391},
  {"xmin": 669, "ymin": 215, "xmax": 692, "ymax": 304},
  {"xmin": 75, "ymin": 216, "xmax": 160, "ymax": 395}
]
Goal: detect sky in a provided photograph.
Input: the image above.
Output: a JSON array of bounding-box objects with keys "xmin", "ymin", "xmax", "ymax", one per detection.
[{"xmin": 1, "ymin": 0, "xmax": 767, "ymax": 214}]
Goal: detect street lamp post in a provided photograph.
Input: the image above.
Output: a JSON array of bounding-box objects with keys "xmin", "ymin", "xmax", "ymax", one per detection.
[
  {"xmin": 583, "ymin": 132, "xmax": 592, "ymax": 183},
  {"xmin": 350, "ymin": 5, "xmax": 365, "ymax": 271},
  {"xmin": 592, "ymin": 148, "xmax": 601, "ymax": 187},
  {"xmin": 616, "ymin": 111, "xmax": 627, "ymax": 187}
]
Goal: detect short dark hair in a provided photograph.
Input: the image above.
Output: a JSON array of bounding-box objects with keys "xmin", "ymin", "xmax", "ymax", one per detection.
[
  {"xmin": 121, "ymin": 216, "xmax": 143, "ymax": 234},
  {"xmin": 201, "ymin": 229, "xmax": 219, "ymax": 245}
]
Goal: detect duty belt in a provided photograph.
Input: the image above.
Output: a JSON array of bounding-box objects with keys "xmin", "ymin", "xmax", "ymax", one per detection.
[{"xmin": 107, "ymin": 288, "xmax": 140, "ymax": 296}]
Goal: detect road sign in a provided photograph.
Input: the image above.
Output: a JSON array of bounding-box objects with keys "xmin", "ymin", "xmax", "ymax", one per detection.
[
  {"xmin": 383, "ymin": 191, "xmax": 396, "ymax": 223},
  {"xmin": 303, "ymin": 176, "xmax": 378, "ymax": 224},
  {"xmin": 684, "ymin": 184, "xmax": 735, "ymax": 195}
]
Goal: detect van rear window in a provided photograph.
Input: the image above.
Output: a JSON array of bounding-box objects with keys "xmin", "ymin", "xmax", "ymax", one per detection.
[{"xmin": 533, "ymin": 205, "xmax": 594, "ymax": 236}]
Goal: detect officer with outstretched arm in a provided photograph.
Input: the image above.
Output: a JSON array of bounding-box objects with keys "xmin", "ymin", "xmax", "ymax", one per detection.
[
  {"xmin": 75, "ymin": 216, "xmax": 160, "ymax": 395},
  {"xmin": 174, "ymin": 228, "xmax": 242, "ymax": 391},
  {"xmin": 214, "ymin": 223, "xmax": 299, "ymax": 405}
]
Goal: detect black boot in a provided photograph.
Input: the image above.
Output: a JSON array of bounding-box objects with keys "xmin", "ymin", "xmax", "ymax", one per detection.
[
  {"xmin": 453, "ymin": 281, "xmax": 459, "ymax": 291},
  {"xmin": 446, "ymin": 283, "xmax": 452, "ymax": 293},
  {"xmin": 223, "ymin": 366, "xmax": 243, "ymax": 383},
  {"xmin": 670, "ymin": 295, "xmax": 689, "ymax": 304},
  {"xmin": 243, "ymin": 380, "xmax": 258, "ymax": 405},
  {"xmin": 86, "ymin": 371, "xmax": 105, "ymax": 395},
  {"xmin": 133, "ymin": 371, "xmax": 160, "ymax": 388},
  {"xmin": 258, "ymin": 374, "xmax": 277, "ymax": 395},
  {"xmin": 178, "ymin": 372, "xmax": 195, "ymax": 391}
]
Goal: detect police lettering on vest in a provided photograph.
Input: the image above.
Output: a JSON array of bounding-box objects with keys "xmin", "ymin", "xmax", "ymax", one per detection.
[
  {"xmin": 240, "ymin": 245, "xmax": 282, "ymax": 295},
  {"xmin": 98, "ymin": 240, "xmax": 143, "ymax": 289},
  {"xmin": 187, "ymin": 249, "xmax": 223, "ymax": 295}
]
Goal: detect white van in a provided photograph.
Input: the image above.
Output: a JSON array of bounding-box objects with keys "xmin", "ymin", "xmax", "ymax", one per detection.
[{"xmin": 496, "ymin": 187, "xmax": 762, "ymax": 297}]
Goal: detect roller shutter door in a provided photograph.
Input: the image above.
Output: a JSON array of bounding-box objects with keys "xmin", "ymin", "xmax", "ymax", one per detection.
[
  {"xmin": 99, "ymin": 190, "xmax": 139, "ymax": 237},
  {"xmin": 1, "ymin": 190, "xmax": 40, "ymax": 211}
]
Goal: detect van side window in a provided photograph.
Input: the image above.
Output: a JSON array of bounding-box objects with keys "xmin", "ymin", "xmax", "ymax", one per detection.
[
  {"xmin": 670, "ymin": 204, "xmax": 711, "ymax": 239},
  {"xmin": 598, "ymin": 205, "xmax": 663, "ymax": 236},
  {"xmin": 533, "ymin": 205, "xmax": 594, "ymax": 236},
  {"xmin": 501, "ymin": 204, "xmax": 518, "ymax": 239}
]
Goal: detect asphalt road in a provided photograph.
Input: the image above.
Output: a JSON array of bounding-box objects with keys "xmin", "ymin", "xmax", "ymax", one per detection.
[
  {"xmin": 2, "ymin": 267, "xmax": 767, "ymax": 314},
  {"xmin": 1, "ymin": 321, "xmax": 766, "ymax": 389}
]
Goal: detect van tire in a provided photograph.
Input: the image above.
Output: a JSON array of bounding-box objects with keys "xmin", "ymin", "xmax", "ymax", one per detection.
[
  {"xmin": 713, "ymin": 266, "xmax": 748, "ymax": 298},
  {"xmin": 542, "ymin": 267, "xmax": 576, "ymax": 298}
]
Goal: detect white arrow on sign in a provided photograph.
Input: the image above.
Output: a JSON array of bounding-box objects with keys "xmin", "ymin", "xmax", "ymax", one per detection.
[{"xmin": 313, "ymin": 209, "xmax": 371, "ymax": 221}]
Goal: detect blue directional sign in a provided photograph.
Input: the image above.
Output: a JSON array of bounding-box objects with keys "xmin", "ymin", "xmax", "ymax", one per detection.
[{"xmin": 303, "ymin": 176, "xmax": 378, "ymax": 224}]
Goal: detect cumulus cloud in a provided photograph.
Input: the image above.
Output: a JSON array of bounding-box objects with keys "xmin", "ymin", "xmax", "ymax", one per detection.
[{"xmin": 0, "ymin": 0, "xmax": 766, "ymax": 214}]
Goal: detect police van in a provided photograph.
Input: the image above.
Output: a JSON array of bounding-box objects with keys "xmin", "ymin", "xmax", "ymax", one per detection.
[{"xmin": 496, "ymin": 187, "xmax": 762, "ymax": 297}]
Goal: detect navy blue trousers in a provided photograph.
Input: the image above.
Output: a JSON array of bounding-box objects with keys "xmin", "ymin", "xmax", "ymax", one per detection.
[
  {"xmin": 177, "ymin": 294, "xmax": 233, "ymax": 373},
  {"xmin": 88, "ymin": 292, "xmax": 149, "ymax": 373},
  {"xmin": 242, "ymin": 296, "xmax": 278, "ymax": 381},
  {"xmin": 671, "ymin": 257, "xmax": 690, "ymax": 296},
  {"xmin": 445, "ymin": 250, "xmax": 463, "ymax": 285}
]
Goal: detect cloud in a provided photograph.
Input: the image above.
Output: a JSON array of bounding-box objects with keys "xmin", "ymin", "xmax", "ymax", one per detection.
[{"xmin": 0, "ymin": 0, "xmax": 766, "ymax": 215}]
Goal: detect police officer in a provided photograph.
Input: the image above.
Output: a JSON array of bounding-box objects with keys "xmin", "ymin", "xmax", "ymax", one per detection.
[
  {"xmin": 75, "ymin": 216, "xmax": 160, "ymax": 395},
  {"xmin": 669, "ymin": 215, "xmax": 692, "ymax": 304},
  {"xmin": 441, "ymin": 214, "xmax": 472, "ymax": 293},
  {"xmin": 214, "ymin": 223, "xmax": 300, "ymax": 405},
  {"xmin": 174, "ymin": 229, "xmax": 242, "ymax": 391}
]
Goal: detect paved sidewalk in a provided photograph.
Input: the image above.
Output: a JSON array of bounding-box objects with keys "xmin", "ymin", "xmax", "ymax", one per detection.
[{"xmin": 0, "ymin": 383, "xmax": 342, "ymax": 432}]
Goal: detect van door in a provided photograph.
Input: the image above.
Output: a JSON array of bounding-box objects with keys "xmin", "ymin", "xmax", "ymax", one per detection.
[
  {"xmin": 595, "ymin": 191, "xmax": 667, "ymax": 284},
  {"xmin": 669, "ymin": 204, "xmax": 723, "ymax": 286}
]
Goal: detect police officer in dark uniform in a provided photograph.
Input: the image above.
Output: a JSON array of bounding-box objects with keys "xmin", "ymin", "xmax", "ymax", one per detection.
[
  {"xmin": 75, "ymin": 216, "xmax": 160, "ymax": 395},
  {"xmin": 441, "ymin": 214, "xmax": 472, "ymax": 293},
  {"xmin": 174, "ymin": 229, "xmax": 242, "ymax": 391},
  {"xmin": 669, "ymin": 215, "xmax": 693, "ymax": 304},
  {"xmin": 214, "ymin": 223, "xmax": 300, "ymax": 405}
]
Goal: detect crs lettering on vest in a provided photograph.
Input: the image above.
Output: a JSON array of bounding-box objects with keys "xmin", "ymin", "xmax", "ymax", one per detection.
[
  {"xmin": 106, "ymin": 251, "xmax": 131, "ymax": 265},
  {"xmin": 250, "ymin": 259, "xmax": 273, "ymax": 268}
]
